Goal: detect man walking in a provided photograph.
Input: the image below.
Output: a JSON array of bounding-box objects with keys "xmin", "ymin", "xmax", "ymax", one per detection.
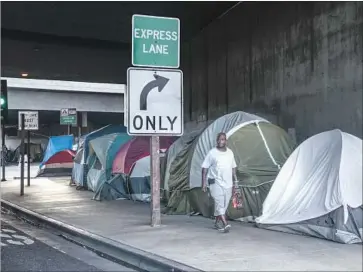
[{"xmin": 202, "ymin": 132, "xmax": 238, "ymax": 232}]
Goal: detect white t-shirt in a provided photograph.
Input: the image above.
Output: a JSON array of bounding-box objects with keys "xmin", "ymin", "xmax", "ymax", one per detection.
[{"xmin": 201, "ymin": 147, "xmax": 237, "ymax": 189}]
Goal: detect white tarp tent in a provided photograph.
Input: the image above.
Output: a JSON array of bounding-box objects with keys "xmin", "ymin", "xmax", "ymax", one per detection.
[
  {"xmin": 129, "ymin": 155, "xmax": 151, "ymax": 202},
  {"xmin": 256, "ymin": 129, "xmax": 363, "ymax": 244},
  {"xmin": 129, "ymin": 150, "xmax": 168, "ymax": 203}
]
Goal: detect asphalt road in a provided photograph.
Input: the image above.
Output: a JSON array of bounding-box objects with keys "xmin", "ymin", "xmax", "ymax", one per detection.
[{"xmin": 1, "ymin": 216, "xmax": 135, "ymax": 272}]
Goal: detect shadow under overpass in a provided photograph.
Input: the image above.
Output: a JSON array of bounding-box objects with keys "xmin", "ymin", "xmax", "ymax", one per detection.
[{"xmin": 4, "ymin": 110, "xmax": 125, "ymax": 136}]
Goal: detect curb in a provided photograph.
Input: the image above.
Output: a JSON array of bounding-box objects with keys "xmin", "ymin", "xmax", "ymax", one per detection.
[{"xmin": 1, "ymin": 199, "xmax": 202, "ymax": 272}]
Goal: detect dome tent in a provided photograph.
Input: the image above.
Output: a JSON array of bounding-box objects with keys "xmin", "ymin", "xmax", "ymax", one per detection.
[
  {"xmin": 162, "ymin": 128, "xmax": 205, "ymax": 214},
  {"xmin": 256, "ymin": 130, "xmax": 363, "ymax": 244},
  {"xmin": 128, "ymin": 155, "xmax": 151, "ymax": 202},
  {"xmin": 112, "ymin": 136, "xmax": 176, "ymax": 175},
  {"xmin": 163, "ymin": 111, "xmax": 294, "ymax": 220},
  {"xmin": 37, "ymin": 135, "xmax": 75, "ymax": 177},
  {"xmin": 86, "ymin": 133, "xmax": 131, "ymax": 200},
  {"xmin": 111, "ymin": 136, "xmax": 176, "ymax": 202},
  {"xmin": 37, "ymin": 150, "xmax": 75, "ymax": 177},
  {"xmin": 163, "ymin": 128, "xmax": 204, "ymax": 193},
  {"xmin": 72, "ymin": 125, "xmax": 127, "ymax": 187}
]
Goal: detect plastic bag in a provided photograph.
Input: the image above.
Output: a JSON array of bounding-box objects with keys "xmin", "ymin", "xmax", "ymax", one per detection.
[{"xmin": 232, "ymin": 183, "xmax": 243, "ymax": 209}]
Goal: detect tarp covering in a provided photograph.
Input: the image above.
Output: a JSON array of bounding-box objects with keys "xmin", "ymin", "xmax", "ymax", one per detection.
[
  {"xmin": 112, "ymin": 136, "xmax": 177, "ymax": 175},
  {"xmin": 189, "ymin": 112, "xmax": 268, "ymax": 188},
  {"xmin": 86, "ymin": 133, "xmax": 131, "ymax": 198},
  {"xmin": 163, "ymin": 128, "xmax": 205, "ymax": 193},
  {"xmin": 72, "ymin": 125, "xmax": 127, "ymax": 187},
  {"xmin": 37, "ymin": 150, "xmax": 75, "ymax": 177},
  {"xmin": 40, "ymin": 135, "xmax": 73, "ymax": 167},
  {"xmin": 93, "ymin": 174, "xmax": 130, "ymax": 201},
  {"xmin": 163, "ymin": 111, "xmax": 294, "ymax": 219},
  {"xmin": 256, "ymin": 129, "xmax": 363, "ymax": 244},
  {"xmin": 162, "ymin": 129, "xmax": 203, "ymax": 214}
]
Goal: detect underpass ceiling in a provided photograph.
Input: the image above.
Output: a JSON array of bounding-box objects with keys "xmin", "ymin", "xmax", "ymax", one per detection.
[{"xmin": 1, "ymin": 1, "xmax": 238, "ymax": 44}]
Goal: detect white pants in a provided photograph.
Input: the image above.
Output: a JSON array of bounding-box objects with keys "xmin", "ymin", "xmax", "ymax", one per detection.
[{"xmin": 210, "ymin": 184, "xmax": 232, "ymax": 217}]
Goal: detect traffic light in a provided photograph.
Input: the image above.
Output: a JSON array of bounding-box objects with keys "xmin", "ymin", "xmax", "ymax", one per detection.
[{"xmin": 1, "ymin": 80, "xmax": 8, "ymax": 125}]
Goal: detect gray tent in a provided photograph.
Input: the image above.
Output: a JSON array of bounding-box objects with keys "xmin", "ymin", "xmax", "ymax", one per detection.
[
  {"xmin": 256, "ymin": 130, "xmax": 363, "ymax": 244},
  {"xmin": 163, "ymin": 111, "xmax": 295, "ymax": 220},
  {"xmin": 86, "ymin": 133, "xmax": 131, "ymax": 200}
]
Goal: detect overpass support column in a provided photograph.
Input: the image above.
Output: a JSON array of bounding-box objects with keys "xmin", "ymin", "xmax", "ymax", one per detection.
[{"xmin": 79, "ymin": 112, "xmax": 87, "ymax": 137}]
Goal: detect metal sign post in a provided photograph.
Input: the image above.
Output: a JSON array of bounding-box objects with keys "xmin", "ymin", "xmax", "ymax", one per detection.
[
  {"xmin": 20, "ymin": 114, "xmax": 25, "ymax": 196},
  {"xmin": 27, "ymin": 131, "xmax": 31, "ymax": 186},
  {"xmin": 18, "ymin": 111, "xmax": 38, "ymax": 195},
  {"xmin": 150, "ymin": 136, "xmax": 161, "ymax": 226}
]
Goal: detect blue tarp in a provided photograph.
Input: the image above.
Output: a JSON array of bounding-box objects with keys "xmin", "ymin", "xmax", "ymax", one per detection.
[{"xmin": 40, "ymin": 135, "xmax": 74, "ymax": 167}]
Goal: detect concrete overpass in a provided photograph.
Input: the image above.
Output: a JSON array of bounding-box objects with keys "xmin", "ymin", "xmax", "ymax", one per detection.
[
  {"xmin": 1, "ymin": 77, "xmax": 126, "ymax": 150},
  {"xmin": 3, "ymin": 77, "xmax": 124, "ymax": 112},
  {"xmin": 1, "ymin": 1, "xmax": 362, "ymax": 142}
]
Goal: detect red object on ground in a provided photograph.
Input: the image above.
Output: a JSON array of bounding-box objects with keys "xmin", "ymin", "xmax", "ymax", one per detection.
[{"xmin": 232, "ymin": 185, "xmax": 243, "ymax": 209}]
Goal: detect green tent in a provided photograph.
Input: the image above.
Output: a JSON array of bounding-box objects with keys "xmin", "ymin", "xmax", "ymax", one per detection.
[
  {"xmin": 86, "ymin": 133, "xmax": 131, "ymax": 201},
  {"xmin": 163, "ymin": 111, "xmax": 295, "ymax": 221}
]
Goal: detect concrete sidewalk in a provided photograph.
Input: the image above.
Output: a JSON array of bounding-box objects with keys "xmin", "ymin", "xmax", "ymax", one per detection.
[{"xmin": 1, "ymin": 177, "xmax": 362, "ymax": 271}]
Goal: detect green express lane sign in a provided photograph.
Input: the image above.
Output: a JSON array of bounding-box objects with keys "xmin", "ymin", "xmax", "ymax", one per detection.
[{"xmin": 132, "ymin": 15, "xmax": 180, "ymax": 68}]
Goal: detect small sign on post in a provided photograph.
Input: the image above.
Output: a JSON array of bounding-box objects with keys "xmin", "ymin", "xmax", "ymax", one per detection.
[
  {"xmin": 18, "ymin": 111, "xmax": 38, "ymax": 192},
  {"xmin": 60, "ymin": 108, "xmax": 77, "ymax": 126},
  {"xmin": 18, "ymin": 111, "xmax": 39, "ymax": 131}
]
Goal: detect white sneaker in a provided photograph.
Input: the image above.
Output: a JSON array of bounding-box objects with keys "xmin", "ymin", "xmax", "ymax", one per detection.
[{"xmin": 224, "ymin": 224, "xmax": 231, "ymax": 233}]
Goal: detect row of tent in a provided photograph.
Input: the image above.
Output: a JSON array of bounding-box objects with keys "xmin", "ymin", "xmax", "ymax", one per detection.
[{"xmin": 37, "ymin": 111, "xmax": 362, "ymax": 244}]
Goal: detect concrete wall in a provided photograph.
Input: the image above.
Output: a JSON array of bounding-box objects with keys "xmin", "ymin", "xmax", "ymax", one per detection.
[{"xmin": 181, "ymin": 2, "xmax": 362, "ymax": 142}]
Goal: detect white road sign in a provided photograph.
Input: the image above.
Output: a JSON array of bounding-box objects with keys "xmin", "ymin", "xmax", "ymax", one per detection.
[
  {"xmin": 124, "ymin": 87, "xmax": 128, "ymax": 127},
  {"xmin": 18, "ymin": 111, "xmax": 39, "ymax": 130},
  {"xmin": 127, "ymin": 67, "xmax": 183, "ymax": 136}
]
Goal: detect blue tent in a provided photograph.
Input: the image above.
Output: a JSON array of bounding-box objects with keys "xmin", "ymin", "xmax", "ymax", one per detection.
[
  {"xmin": 40, "ymin": 135, "xmax": 74, "ymax": 168},
  {"xmin": 72, "ymin": 125, "xmax": 127, "ymax": 187}
]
